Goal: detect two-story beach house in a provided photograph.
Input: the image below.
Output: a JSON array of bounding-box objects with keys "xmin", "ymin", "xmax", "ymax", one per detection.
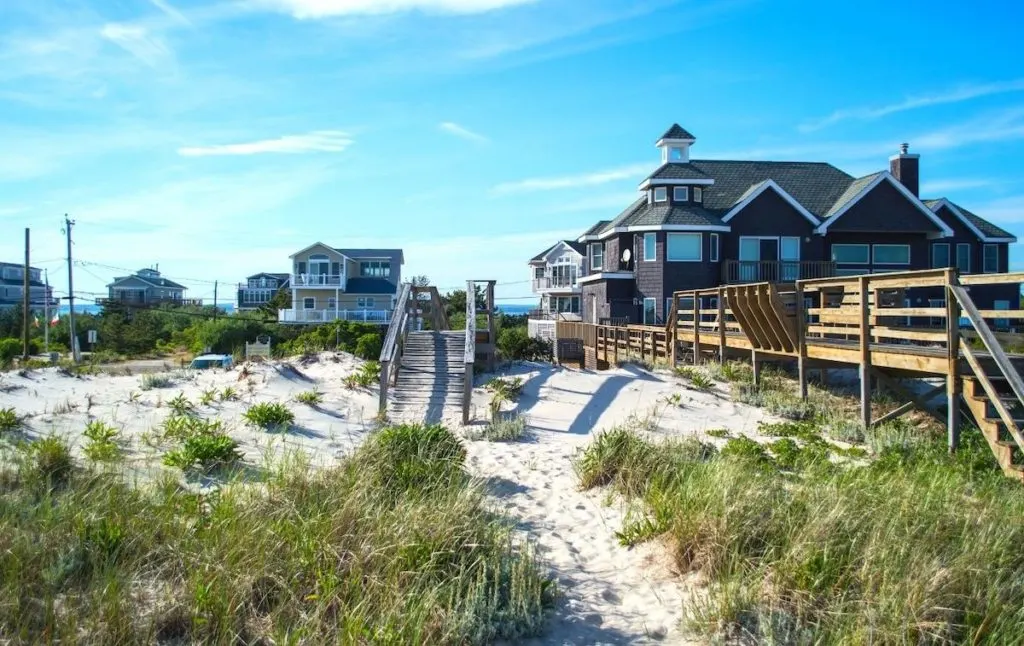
[
  {"xmin": 237, "ymin": 273, "xmax": 290, "ymax": 311},
  {"xmin": 528, "ymin": 240, "xmax": 586, "ymax": 319},
  {"xmin": 544, "ymin": 124, "xmax": 1017, "ymax": 326},
  {"xmin": 0, "ymin": 262, "xmax": 55, "ymax": 311},
  {"xmin": 278, "ymin": 243, "xmax": 404, "ymax": 325},
  {"xmin": 105, "ymin": 267, "xmax": 201, "ymax": 307}
]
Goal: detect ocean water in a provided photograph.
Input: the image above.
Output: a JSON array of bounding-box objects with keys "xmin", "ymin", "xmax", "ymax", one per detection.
[{"xmin": 496, "ymin": 304, "xmax": 532, "ymax": 315}]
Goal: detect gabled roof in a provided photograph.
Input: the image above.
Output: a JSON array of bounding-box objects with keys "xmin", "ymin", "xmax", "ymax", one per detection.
[
  {"xmin": 247, "ymin": 272, "xmax": 290, "ymax": 281},
  {"xmin": 644, "ymin": 163, "xmax": 712, "ymax": 183},
  {"xmin": 577, "ymin": 219, "xmax": 613, "ymax": 242},
  {"xmin": 335, "ymin": 248, "xmax": 405, "ymax": 264},
  {"xmin": 690, "ymin": 160, "xmax": 854, "ymax": 218},
  {"xmin": 924, "ymin": 198, "xmax": 1017, "ymax": 242},
  {"xmin": 815, "ymin": 172, "xmax": 954, "ymax": 237},
  {"xmin": 289, "ymin": 242, "xmax": 347, "ymax": 259},
  {"xmin": 597, "ymin": 202, "xmax": 728, "ymax": 238},
  {"xmin": 721, "ymin": 179, "xmax": 820, "ymax": 226},
  {"xmin": 529, "ymin": 240, "xmax": 585, "ymax": 263},
  {"xmin": 659, "ymin": 124, "xmax": 696, "ymax": 141},
  {"xmin": 345, "ymin": 278, "xmax": 398, "ymax": 295},
  {"xmin": 109, "ymin": 272, "xmax": 186, "ymax": 290}
]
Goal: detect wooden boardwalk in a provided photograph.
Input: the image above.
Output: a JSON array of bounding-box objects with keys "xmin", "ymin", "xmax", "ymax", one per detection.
[{"xmin": 562, "ymin": 268, "xmax": 1024, "ymax": 479}]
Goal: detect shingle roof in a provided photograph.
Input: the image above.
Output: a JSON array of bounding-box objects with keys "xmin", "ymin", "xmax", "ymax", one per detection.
[
  {"xmin": 647, "ymin": 163, "xmax": 711, "ymax": 181},
  {"xmin": 581, "ymin": 220, "xmax": 611, "ymax": 237},
  {"xmin": 345, "ymin": 278, "xmax": 397, "ymax": 295},
  {"xmin": 248, "ymin": 272, "xmax": 290, "ymax": 281},
  {"xmin": 111, "ymin": 271, "xmax": 186, "ymax": 290},
  {"xmin": 614, "ymin": 204, "xmax": 724, "ymax": 228},
  {"xmin": 924, "ymin": 199, "xmax": 1016, "ymax": 240},
  {"xmin": 659, "ymin": 124, "xmax": 696, "ymax": 141},
  {"xmin": 691, "ymin": 160, "xmax": 856, "ymax": 218},
  {"xmin": 822, "ymin": 172, "xmax": 883, "ymax": 218},
  {"xmin": 529, "ymin": 240, "xmax": 586, "ymax": 262},
  {"xmin": 335, "ymin": 248, "xmax": 404, "ymax": 264}
]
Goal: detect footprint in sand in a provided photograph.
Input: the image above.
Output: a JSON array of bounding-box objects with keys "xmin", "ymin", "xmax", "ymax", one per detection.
[{"xmin": 600, "ymin": 588, "xmax": 622, "ymax": 604}]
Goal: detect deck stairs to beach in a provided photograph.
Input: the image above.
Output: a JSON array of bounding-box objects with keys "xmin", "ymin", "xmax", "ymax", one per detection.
[{"xmin": 386, "ymin": 331, "xmax": 467, "ymax": 421}]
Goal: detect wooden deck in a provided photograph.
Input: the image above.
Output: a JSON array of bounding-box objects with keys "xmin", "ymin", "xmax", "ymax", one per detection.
[{"xmin": 562, "ymin": 268, "xmax": 1024, "ymax": 479}]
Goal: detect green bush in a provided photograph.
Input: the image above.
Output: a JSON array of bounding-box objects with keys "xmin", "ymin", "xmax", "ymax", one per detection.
[
  {"xmin": 242, "ymin": 402, "xmax": 295, "ymax": 431},
  {"xmin": 161, "ymin": 416, "xmax": 224, "ymax": 442},
  {"xmin": 0, "ymin": 407, "xmax": 21, "ymax": 433},
  {"xmin": 355, "ymin": 333, "xmax": 383, "ymax": 361},
  {"xmin": 83, "ymin": 421, "xmax": 121, "ymax": 462},
  {"xmin": 26, "ymin": 437, "xmax": 74, "ymax": 487},
  {"xmin": 364, "ymin": 424, "xmax": 467, "ymax": 496},
  {"xmin": 139, "ymin": 373, "xmax": 173, "ymax": 391},
  {"xmin": 485, "ymin": 377, "xmax": 524, "ymax": 400},
  {"xmin": 166, "ymin": 393, "xmax": 195, "ymax": 417},
  {"xmin": 0, "ymin": 337, "xmax": 22, "ymax": 364},
  {"xmin": 294, "ymin": 389, "xmax": 323, "ymax": 406},
  {"xmin": 471, "ymin": 414, "xmax": 528, "ymax": 442},
  {"xmin": 163, "ymin": 432, "xmax": 243, "ymax": 473},
  {"xmin": 344, "ymin": 361, "xmax": 381, "ymax": 389},
  {"xmin": 497, "ymin": 326, "xmax": 552, "ymax": 361}
]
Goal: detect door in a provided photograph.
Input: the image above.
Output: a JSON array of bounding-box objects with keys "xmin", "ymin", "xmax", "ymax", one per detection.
[
  {"xmin": 643, "ymin": 298, "xmax": 657, "ymax": 325},
  {"xmin": 759, "ymin": 239, "xmax": 779, "ymax": 282}
]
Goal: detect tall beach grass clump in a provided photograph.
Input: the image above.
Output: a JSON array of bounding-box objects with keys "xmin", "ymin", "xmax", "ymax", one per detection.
[
  {"xmin": 575, "ymin": 421, "xmax": 1024, "ymax": 643},
  {"xmin": 0, "ymin": 423, "xmax": 551, "ymax": 644}
]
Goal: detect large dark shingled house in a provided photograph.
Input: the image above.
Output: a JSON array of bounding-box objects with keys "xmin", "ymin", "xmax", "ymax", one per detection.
[{"xmin": 543, "ymin": 124, "xmax": 1018, "ymax": 325}]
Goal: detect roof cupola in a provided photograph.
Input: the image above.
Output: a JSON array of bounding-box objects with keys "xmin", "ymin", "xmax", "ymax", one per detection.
[{"xmin": 656, "ymin": 123, "xmax": 696, "ymax": 164}]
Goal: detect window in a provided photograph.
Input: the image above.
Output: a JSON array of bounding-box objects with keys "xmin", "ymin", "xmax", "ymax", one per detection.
[
  {"xmin": 929, "ymin": 299, "xmax": 945, "ymax": 327},
  {"xmin": 666, "ymin": 233, "xmax": 702, "ymax": 261},
  {"xmin": 710, "ymin": 233, "xmax": 720, "ymax": 262},
  {"xmin": 643, "ymin": 298, "xmax": 657, "ymax": 325},
  {"xmin": 360, "ymin": 261, "xmax": 391, "ymax": 278},
  {"xmin": 872, "ymin": 244, "xmax": 910, "ymax": 265},
  {"xmin": 357, "ymin": 297, "xmax": 375, "ymax": 308},
  {"xmin": 327, "ymin": 297, "xmax": 337, "ymax": 311},
  {"xmin": 669, "ymin": 146, "xmax": 685, "ymax": 162},
  {"xmin": 643, "ymin": 233, "xmax": 656, "ymax": 262},
  {"xmin": 653, "ymin": 187, "xmax": 668, "ymax": 203},
  {"xmin": 984, "ymin": 244, "xmax": 999, "ymax": 273},
  {"xmin": 932, "ymin": 243, "xmax": 950, "ymax": 268},
  {"xmin": 303, "ymin": 297, "xmax": 315, "ymax": 309},
  {"xmin": 831, "ymin": 244, "xmax": 870, "ymax": 264},
  {"xmin": 694, "ymin": 187, "xmax": 703, "ymax": 202},
  {"xmin": 590, "ymin": 243, "xmax": 604, "ymax": 272},
  {"xmin": 956, "ymin": 244, "xmax": 971, "ymax": 274},
  {"xmin": 3, "ymin": 267, "xmax": 23, "ymax": 281},
  {"xmin": 308, "ymin": 253, "xmax": 330, "ymax": 275},
  {"xmin": 781, "ymin": 237, "xmax": 800, "ymax": 261},
  {"xmin": 673, "ymin": 187, "xmax": 689, "ymax": 202},
  {"xmin": 994, "ymin": 300, "xmax": 1011, "ymax": 329}
]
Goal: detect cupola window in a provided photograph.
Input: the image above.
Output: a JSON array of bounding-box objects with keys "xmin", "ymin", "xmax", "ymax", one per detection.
[
  {"xmin": 673, "ymin": 187, "xmax": 688, "ymax": 202},
  {"xmin": 653, "ymin": 187, "xmax": 668, "ymax": 203}
]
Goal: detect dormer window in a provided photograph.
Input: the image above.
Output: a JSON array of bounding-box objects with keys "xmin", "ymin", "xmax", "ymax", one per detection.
[
  {"xmin": 669, "ymin": 147, "xmax": 685, "ymax": 161},
  {"xmin": 653, "ymin": 187, "xmax": 668, "ymax": 203},
  {"xmin": 694, "ymin": 187, "xmax": 703, "ymax": 203},
  {"xmin": 673, "ymin": 187, "xmax": 688, "ymax": 202}
]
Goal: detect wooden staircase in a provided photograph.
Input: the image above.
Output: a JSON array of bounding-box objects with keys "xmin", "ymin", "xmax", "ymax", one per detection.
[{"xmin": 387, "ymin": 331, "xmax": 467, "ymax": 422}]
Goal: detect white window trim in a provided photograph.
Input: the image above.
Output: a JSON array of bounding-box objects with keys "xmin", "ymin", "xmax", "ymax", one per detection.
[
  {"xmin": 721, "ymin": 179, "xmax": 821, "ymax": 227},
  {"xmin": 357, "ymin": 297, "xmax": 375, "ymax": 308},
  {"xmin": 931, "ymin": 243, "xmax": 950, "ymax": 268},
  {"xmin": 673, "ymin": 186, "xmax": 689, "ymax": 202},
  {"xmin": 738, "ymin": 236, "xmax": 801, "ymax": 262},
  {"xmin": 589, "ymin": 243, "xmax": 604, "ymax": 272},
  {"xmin": 710, "ymin": 233, "xmax": 719, "ymax": 262},
  {"xmin": 694, "ymin": 187, "xmax": 703, "ymax": 203},
  {"xmin": 638, "ymin": 178, "xmax": 715, "ymax": 190},
  {"xmin": 643, "ymin": 297, "xmax": 657, "ymax": 325},
  {"xmin": 643, "ymin": 233, "xmax": 656, "ymax": 262},
  {"xmin": 653, "ymin": 187, "xmax": 668, "ymax": 203},
  {"xmin": 596, "ymin": 224, "xmax": 729, "ymax": 240},
  {"xmin": 871, "ymin": 244, "xmax": 911, "ymax": 265},
  {"xmin": 983, "ymin": 244, "xmax": 999, "ymax": 273},
  {"xmin": 814, "ymin": 173, "xmax": 954, "ymax": 238},
  {"xmin": 956, "ymin": 243, "xmax": 972, "ymax": 274},
  {"xmin": 666, "ymin": 232, "xmax": 702, "ymax": 262},
  {"xmin": 831, "ymin": 243, "xmax": 870, "ymax": 265}
]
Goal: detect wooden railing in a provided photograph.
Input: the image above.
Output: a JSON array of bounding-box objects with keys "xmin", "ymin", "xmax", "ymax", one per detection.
[
  {"xmin": 378, "ymin": 283, "xmax": 412, "ymax": 415},
  {"xmin": 722, "ymin": 260, "xmax": 835, "ymax": 284},
  {"xmin": 463, "ymin": 281, "xmax": 477, "ymax": 425}
]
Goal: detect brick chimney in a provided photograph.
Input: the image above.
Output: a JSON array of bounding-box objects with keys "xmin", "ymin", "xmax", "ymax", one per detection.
[{"xmin": 889, "ymin": 143, "xmax": 920, "ymax": 196}]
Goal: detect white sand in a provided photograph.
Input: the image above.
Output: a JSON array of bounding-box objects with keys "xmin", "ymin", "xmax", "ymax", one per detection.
[{"xmin": 1, "ymin": 357, "xmax": 779, "ymax": 644}]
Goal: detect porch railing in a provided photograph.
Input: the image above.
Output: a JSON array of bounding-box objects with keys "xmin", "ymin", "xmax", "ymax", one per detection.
[
  {"xmin": 292, "ymin": 273, "xmax": 345, "ymax": 287},
  {"xmin": 527, "ymin": 309, "xmax": 582, "ymax": 321},
  {"xmin": 278, "ymin": 309, "xmax": 392, "ymax": 324},
  {"xmin": 532, "ymin": 276, "xmax": 582, "ymax": 290},
  {"xmin": 723, "ymin": 260, "xmax": 835, "ymax": 284}
]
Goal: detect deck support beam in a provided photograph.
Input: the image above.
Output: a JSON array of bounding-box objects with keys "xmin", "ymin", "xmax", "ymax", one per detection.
[
  {"xmin": 795, "ymin": 282, "xmax": 808, "ymax": 400},
  {"xmin": 858, "ymin": 276, "xmax": 872, "ymax": 428},
  {"xmin": 717, "ymin": 288, "xmax": 727, "ymax": 364},
  {"xmin": 751, "ymin": 349, "xmax": 761, "ymax": 387},
  {"xmin": 945, "ymin": 270, "xmax": 962, "ymax": 453}
]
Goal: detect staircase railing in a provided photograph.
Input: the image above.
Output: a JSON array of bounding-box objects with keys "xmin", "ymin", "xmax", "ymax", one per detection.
[
  {"xmin": 378, "ymin": 282, "xmax": 412, "ymax": 415},
  {"xmin": 463, "ymin": 281, "xmax": 477, "ymax": 425}
]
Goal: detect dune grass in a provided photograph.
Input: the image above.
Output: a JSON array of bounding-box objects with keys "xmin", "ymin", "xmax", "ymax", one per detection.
[
  {"xmin": 575, "ymin": 417, "xmax": 1024, "ymax": 644},
  {"xmin": 0, "ymin": 424, "xmax": 552, "ymax": 644}
]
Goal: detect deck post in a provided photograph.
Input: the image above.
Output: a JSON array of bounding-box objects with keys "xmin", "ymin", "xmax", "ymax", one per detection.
[
  {"xmin": 795, "ymin": 282, "xmax": 807, "ymax": 400},
  {"xmin": 378, "ymin": 358, "xmax": 389, "ymax": 415},
  {"xmin": 692, "ymin": 296, "xmax": 701, "ymax": 365},
  {"xmin": 946, "ymin": 269, "xmax": 962, "ymax": 452},
  {"xmin": 858, "ymin": 275, "xmax": 872, "ymax": 428},
  {"xmin": 717, "ymin": 288, "xmax": 727, "ymax": 364},
  {"xmin": 751, "ymin": 349, "xmax": 761, "ymax": 387},
  {"xmin": 670, "ymin": 293, "xmax": 680, "ymax": 367}
]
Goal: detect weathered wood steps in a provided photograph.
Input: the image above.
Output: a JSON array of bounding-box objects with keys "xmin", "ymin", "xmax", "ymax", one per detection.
[{"xmin": 388, "ymin": 331, "xmax": 467, "ymax": 422}]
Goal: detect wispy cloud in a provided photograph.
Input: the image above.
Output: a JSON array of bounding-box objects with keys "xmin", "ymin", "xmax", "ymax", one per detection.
[
  {"xmin": 919, "ymin": 178, "xmax": 996, "ymax": 195},
  {"xmin": 149, "ymin": 0, "xmax": 192, "ymax": 26},
  {"xmin": 801, "ymin": 79, "xmax": 1024, "ymax": 132},
  {"xmin": 438, "ymin": 121, "xmax": 489, "ymax": 144},
  {"xmin": 177, "ymin": 131, "xmax": 354, "ymax": 156},
  {"xmin": 249, "ymin": 0, "xmax": 537, "ymax": 19},
  {"xmin": 970, "ymin": 195, "xmax": 1024, "ymax": 224},
  {"xmin": 100, "ymin": 23, "xmax": 174, "ymax": 67},
  {"xmin": 493, "ymin": 163, "xmax": 650, "ymax": 195}
]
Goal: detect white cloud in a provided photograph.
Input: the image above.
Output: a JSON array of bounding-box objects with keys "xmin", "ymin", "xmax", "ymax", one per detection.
[
  {"xmin": 149, "ymin": 0, "xmax": 192, "ymax": 26},
  {"xmin": 177, "ymin": 131, "xmax": 354, "ymax": 156},
  {"xmin": 438, "ymin": 121, "xmax": 489, "ymax": 144},
  {"xmin": 249, "ymin": 0, "xmax": 537, "ymax": 19},
  {"xmin": 493, "ymin": 163, "xmax": 650, "ymax": 195},
  {"xmin": 801, "ymin": 79, "xmax": 1024, "ymax": 132},
  {"xmin": 100, "ymin": 23, "xmax": 174, "ymax": 67}
]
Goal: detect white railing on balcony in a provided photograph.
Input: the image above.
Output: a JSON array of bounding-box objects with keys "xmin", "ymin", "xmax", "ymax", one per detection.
[
  {"xmin": 292, "ymin": 273, "xmax": 345, "ymax": 287},
  {"xmin": 532, "ymin": 276, "xmax": 583, "ymax": 291},
  {"xmin": 278, "ymin": 309, "xmax": 392, "ymax": 324}
]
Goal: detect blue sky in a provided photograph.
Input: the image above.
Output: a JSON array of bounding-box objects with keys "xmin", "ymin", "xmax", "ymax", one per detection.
[{"xmin": 2, "ymin": 0, "xmax": 1024, "ymax": 305}]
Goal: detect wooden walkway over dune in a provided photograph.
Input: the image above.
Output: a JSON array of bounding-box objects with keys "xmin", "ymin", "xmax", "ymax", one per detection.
[{"xmin": 559, "ymin": 268, "xmax": 1024, "ymax": 480}]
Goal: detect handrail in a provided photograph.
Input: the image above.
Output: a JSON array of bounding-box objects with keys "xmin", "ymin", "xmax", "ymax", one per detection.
[
  {"xmin": 962, "ymin": 343, "xmax": 1024, "ymax": 453},
  {"xmin": 950, "ymin": 284, "xmax": 1024, "ymax": 406},
  {"xmin": 463, "ymin": 281, "xmax": 477, "ymax": 424},
  {"xmin": 378, "ymin": 282, "xmax": 412, "ymax": 414}
]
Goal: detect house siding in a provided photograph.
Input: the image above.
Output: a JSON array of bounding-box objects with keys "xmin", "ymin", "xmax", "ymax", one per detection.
[
  {"xmin": 924, "ymin": 207, "xmax": 1017, "ymax": 309},
  {"xmin": 829, "ymin": 180, "xmax": 941, "ymax": 233},
  {"xmin": 724, "ymin": 189, "xmax": 824, "ymax": 262},
  {"xmin": 294, "ymin": 291, "xmax": 395, "ymax": 311},
  {"xmin": 582, "ymin": 279, "xmax": 634, "ymax": 324},
  {"xmin": 293, "ymin": 244, "xmax": 346, "ymax": 275}
]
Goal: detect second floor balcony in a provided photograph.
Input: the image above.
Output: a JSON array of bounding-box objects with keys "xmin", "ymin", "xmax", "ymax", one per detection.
[
  {"xmin": 292, "ymin": 273, "xmax": 345, "ymax": 287},
  {"xmin": 532, "ymin": 265, "xmax": 584, "ymax": 292},
  {"xmin": 722, "ymin": 260, "xmax": 836, "ymax": 284}
]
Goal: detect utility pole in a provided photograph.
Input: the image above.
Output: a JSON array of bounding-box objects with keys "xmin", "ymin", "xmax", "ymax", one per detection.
[
  {"xmin": 44, "ymin": 269, "xmax": 50, "ymax": 354},
  {"xmin": 213, "ymin": 280, "xmax": 218, "ymax": 320},
  {"xmin": 22, "ymin": 228, "xmax": 30, "ymax": 360},
  {"xmin": 64, "ymin": 215, "xmax": 79, "ymax": 363}
]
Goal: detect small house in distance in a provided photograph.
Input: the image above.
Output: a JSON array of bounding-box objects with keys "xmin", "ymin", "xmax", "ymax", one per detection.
[
  {"xmin": 0, "ymin": 262, "xmax": 56, "ymax": 312},
  {"xmin": 104, "ymin": 267, "xmax": 202, "ymax": 307},
  {"xmin": 237, "ymin": 273, "xmax": 290, "ymax": 311}
]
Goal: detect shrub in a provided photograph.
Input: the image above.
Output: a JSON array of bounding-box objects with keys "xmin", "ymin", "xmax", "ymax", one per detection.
[
  {"xmin": 163, "ymin": 432, "xmax": 242, "ymax": 473},
  {"xmin": 219, "ymin": 386, "xmax": 237, "ymax": 401},
  {"xmin": 720, "ymin": 436, "xmax": 773, "ymax": 469},
  {"xmin": 166, "ymin": 393, "xmax": 195, "ymax": 417},
  {"xmin": 344, "ymin": 361, "xmax": 380, "ymax": 389},
  {"xmin": 497, "ymin": 327, "xmax": 552, "ymax": 361},
  {"xmin": 198, "ymin": 388, "xmax": 218, "ymax": 406},
  {"xmin": 0, "ymin": 338, "xmax": 23, "ymax": 364},
  {"xmin": 139, "ymin": 373, "xmax": 173, "ymax": 390},
  {"xmin": 363, "ymin": 424, "xmax": 466, "ymax": 496},
  {"xmin": 486, "ymin": 377, "xmax": 524, "ymax": 400},
  {"xmin": 83, "ymin": 421, "xmax": 121, "ymax": 462},
  {"xmin": 705, "ymin": 428, "xmax": 731, "ymax": 439},
  {"xmin": 294, "ymin": 389, "xmax": 323, "ymax": 406},
  {"xmin": 26, "ymin": 437, "xmax": 74, "ymax": 487},
  {"xmin": 0, "ymin": 407, "xmax": 21, "ymax": 433},
  {"xmin": 242, "ymin": 402, "xmax": 294, "ymax": 431},
  {"xmin": 354, "ymin": 333, "xmax": 383, "ymax": 361},
  {"xmin": 471, "ymin": 414, "xmax": 528, "ymax": 442},
  {"xmin": 161, "ymin": 416, "xmax": 224, "ymax": 442}
]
